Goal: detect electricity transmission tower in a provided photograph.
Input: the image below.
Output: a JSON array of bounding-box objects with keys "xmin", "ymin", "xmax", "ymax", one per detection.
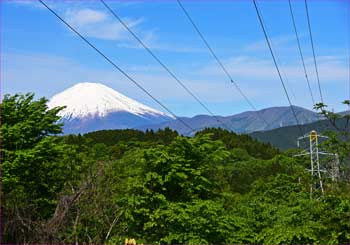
[{"xmin": 295, "ymin": 130, "xmax": 339, "ymax": 195}]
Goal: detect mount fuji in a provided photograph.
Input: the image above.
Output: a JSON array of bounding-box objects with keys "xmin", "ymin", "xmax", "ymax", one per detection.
[{"xmin": 47, "ymin": 82, "xmax": 173, "ymax": 134}]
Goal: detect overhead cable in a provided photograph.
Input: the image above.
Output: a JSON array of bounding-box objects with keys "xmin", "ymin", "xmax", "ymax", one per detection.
[
  {"xmin": 39, "ymin": 0, "xmax": 195, "ymax": 133},
  {"xmin": 177, "ymin": 0, "xmax": 270, "ymax": 128},
  {"xmin": 252, "ymin": 0, "xmax": 304, "ymax": 135},
  {"xmin": 305, "ymin": 0, "xmax": 324, "ymax": 103},
  {"xmin": 288, "ymin": 0, "xmax": 316, "ymax": 106},
  {"xmin": 100, "ymin": 0, "xmax": 232, "ymax": 131}
]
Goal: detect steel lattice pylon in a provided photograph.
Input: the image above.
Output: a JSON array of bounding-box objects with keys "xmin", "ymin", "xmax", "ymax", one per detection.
[{"xmin": 295, "ymin": 130, "xmax": 339, "ymax": 196}]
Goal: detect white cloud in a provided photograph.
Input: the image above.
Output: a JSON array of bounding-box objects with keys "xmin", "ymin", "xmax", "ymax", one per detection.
[
  {"xmin": 10, "ymin": 0, "xmax": 45, "ymax": 9},
  {"xmin": 10, "ymin": 1, "xmax": 207, "ymax": 53},
  {"xmin": 64, "ymin": 8, "xmax": 144, "ymax": 41},
  {"xmin": 116, "ymin": 36, "xmax": 206, "ymax": 53},
  {"xmin": 63, "ymin": 7, "xmax": 204, "ymax": 53},
  {"xmin": 243, "ymin": 35, "xmax": 295, "ymax": 52},
  {"xmin": 195, "ymin": 53, "xmax": 349, "ymax": 109},
  {"xmin": 66, "ymin": 8, "xmax": 107, "ymax": 26},
  {"xmin": 198, "ymin": 54, "xmax": 348, "ymax": 83},
  {"xmin": 242, "ymin": 33, "xmax": 311, "ymax": 56},
  {"xmin": 10, "ymin": 0, "xmax": 65, "ymax": 10}
]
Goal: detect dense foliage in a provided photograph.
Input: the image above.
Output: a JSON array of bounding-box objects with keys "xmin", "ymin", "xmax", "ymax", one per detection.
[
  {"xmin": 251, "ymin": 117, "xmax": 350, "ymax": 150},
  {"xmin": 196, "ymin": 127, "xmax": 279, "ymax": 159},
  {"xmin": 1, "ymin": 93, "xmax": 350, "ymax": 244},
  {"xmin": 84, "ymin": 128, "xmax": 179, "ymax": 146}
]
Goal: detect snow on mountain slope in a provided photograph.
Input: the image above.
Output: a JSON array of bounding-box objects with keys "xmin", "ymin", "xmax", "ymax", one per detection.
[
  {"xmin": 47, "ymin": 82, "xmax": 174, "ymax": 134},
  {"xmin": 48, "ymin": 82, "xmax": 172, "ymax": 120}
]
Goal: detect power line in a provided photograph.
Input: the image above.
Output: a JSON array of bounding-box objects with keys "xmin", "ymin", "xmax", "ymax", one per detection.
[
  {"xmin": 100, "ymin": 0, "xmax": 232, "ymax": 131},
  {"xmin": 305, "ymin": 0, "xmax": 324, "ymax": 104},
  {"xmin": 252, "ymin": 0, "xmax": 304, "ymax": 136},
  {"xmin": 257, "ymin": 8, "xmax": 298, "ymax": 104},
  {"xmin": 38, "ymin": 0, "xmax": 195, "ymax": 133},
  {"xmin": 176, "ymin": 0, "xmax": 269, "ymax": 128},
  {"xmin": 258, "ymin": 7, "xmax": 298, "ymax": 104},
  {"xmin": 288, "ymin": 0, "xmax": 316, "ymax": 106}
]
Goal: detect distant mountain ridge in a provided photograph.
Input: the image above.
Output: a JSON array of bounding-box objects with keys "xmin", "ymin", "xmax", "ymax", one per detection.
[{"xmin": 138, "ymin": 105, "xmax": 322, "ymax": 135}]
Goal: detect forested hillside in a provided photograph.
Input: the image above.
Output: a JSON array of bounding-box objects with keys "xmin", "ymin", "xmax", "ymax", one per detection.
[
  {"xmin": 251, "ymin": 118, "xmax": 349, "ymax": 150},
  {"xmin": 2, "ymin": 94, "xmax": 350, "ymax": 244}
]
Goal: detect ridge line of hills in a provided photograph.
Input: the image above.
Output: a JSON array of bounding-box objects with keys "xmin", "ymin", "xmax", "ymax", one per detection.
[{"xmin": 251, "ymin": 117, "xmax": 349, "ymax": 150}]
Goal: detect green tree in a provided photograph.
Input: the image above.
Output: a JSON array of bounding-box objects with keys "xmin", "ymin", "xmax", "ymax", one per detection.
[
  {"xmin": 314, "ymin": 100, "xmax": 350, "ymax": 180},
  {"xmin": 1, "ymin": 93, "xmax": 69, "ymax": 242},
  {"xmin": 196, "ymin": 127, "xmax": 279, "ymax": 159},
  {"xmin": 117, "ymin": 135, "xmax": 231, "ymax": 243}
]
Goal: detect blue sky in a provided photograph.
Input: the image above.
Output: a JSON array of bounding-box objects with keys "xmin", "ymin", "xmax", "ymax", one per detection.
[{"xmin": 2, "ymin": 0, "xmax": 349, "ymax": 116}]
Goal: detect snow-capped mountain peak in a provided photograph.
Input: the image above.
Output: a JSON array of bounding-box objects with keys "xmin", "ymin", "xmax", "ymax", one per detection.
[{"xmin": 48, "ymin": 82, "xmax": 171, "ymax": 120}]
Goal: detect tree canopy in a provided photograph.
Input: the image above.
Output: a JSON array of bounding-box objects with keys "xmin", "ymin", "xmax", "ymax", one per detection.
[{"xmin": 1, "ymin": 93, "xmax": 350, "ymax": 244}]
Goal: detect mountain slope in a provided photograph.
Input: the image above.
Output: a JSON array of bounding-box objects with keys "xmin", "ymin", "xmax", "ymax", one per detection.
[
  {"xmin": 225, "ymin": 106, "xmax": 321, "ymax": 132},
  {"xmin": 139, "ymin": 106, "xmax": 322, "ymax": 135},
  {"xmin": 48, "ymin": 82, "xmax": 173, "ymax": 134},
  {"xmin": 250, "ymin": 118, "xmax": 348, "ymax": 150}
]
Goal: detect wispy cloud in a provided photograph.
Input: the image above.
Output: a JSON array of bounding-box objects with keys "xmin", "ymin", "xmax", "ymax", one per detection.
[
  {"xmin": 10, "ymin": 0, "xmax": 44, "ymax": 8},
  {"xmin": 197, "ymin": 54, "xmax": 348, "ymax": 83},
  {"xmin": 243, "ymin": 35, "xmax": 294, "ymax": 52},
  {"xmin": 66, "ymin": 8, "xmax": 107, "ymax": 26},
  {"xmin": 116, "ymin": 37, "xmax": 206, "ymax": 53},
  {"xmin": 64, "ymin": 7, "xmax": 204, "ymax": 53},
  {"xmin": 193, "ymin": 52, "xmax": 349, "ymax": 108},
  {"xmin": 10, "ymin": 0, "xmax": 205, "ymax": 53},
  {"xmin": 64, "ymin": 8, "xmax": 144, "ymax": 41},
  {"xmin": 242, "ymin": 33, "xmax": 310, "ymax": 55}
]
